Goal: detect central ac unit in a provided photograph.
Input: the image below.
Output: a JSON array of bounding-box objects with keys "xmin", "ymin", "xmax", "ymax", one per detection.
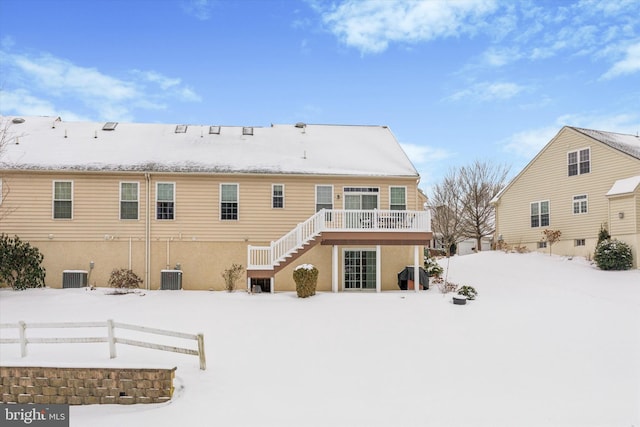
[
  {"xmin": 161, "ymin": 270, "xmax": 182, "ymax": 290},
  {"xmin": 62, "ymin": 270, "xmax": 88, "ymax": 288}
]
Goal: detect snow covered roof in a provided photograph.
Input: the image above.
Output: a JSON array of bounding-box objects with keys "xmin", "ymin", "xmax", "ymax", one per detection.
[
  {"xmin": 606, "ymin": 175, "xmax": 640, "ymax": 196},
  {"xmin": 0, "ymin": 116, "xmax": 419, "ymax": 177},
  {"xmin": 570, "ymin": 127, "xmax": 640, "ymax": 160}
]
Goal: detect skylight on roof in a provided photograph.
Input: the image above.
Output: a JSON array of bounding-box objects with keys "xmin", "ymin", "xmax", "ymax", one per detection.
[
  {"xmin": 102, "ymin": 122, "xmax": 118, "ymax": 131},
  {"xmin": 175, "ymin": 125, "xmax": 188, "ymax": 133},
  {"xmin": 242, "ymin": 127, "xmax": 253, "ymax": 136},
  {"xmin": 209, "ymin": 126, "xmax": 221, "ymax": 135}
]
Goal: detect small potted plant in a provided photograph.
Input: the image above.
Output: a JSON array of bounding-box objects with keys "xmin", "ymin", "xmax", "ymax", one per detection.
[
  {"xmin": 452, "ymin": 294, "xmax": 467, "ymax": 305},
  {"xmin": 293, "ymin": 264, "xmax": 318, "ymax": 298}
]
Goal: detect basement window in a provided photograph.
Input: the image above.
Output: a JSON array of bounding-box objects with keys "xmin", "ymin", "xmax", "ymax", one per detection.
[{"xmin": 575, "ymin": 239, "xmax": 586, "ymax": 247}]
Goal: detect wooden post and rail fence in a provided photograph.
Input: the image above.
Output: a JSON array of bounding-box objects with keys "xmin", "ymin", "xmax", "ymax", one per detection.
[{"xmin": 0, "ymin": 320, "xmax": 206, "ymax": 370}]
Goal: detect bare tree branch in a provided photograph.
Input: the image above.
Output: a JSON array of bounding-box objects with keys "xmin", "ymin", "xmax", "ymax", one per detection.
[
  {"xmin": 458, "ymin": 160, "xmax": 510, "ymax": 251},
  {"xmin": 427, "ymin": 168, "xmax": 464, "ymax": 256},
  {"xmin": 429, "ymin": 160, "xmax": 510, "ymax": 255}
]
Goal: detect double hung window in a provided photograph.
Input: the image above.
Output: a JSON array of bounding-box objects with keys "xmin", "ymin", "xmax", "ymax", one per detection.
[
  {"xmin": 221, "ymin": 184, "xmax": 239, "ymax": 220},
  {"xmin": 530, "ymin": 201, "xmax": 549, "ymax": 228},
  {"xmin": 316, "ymin": 185, "xmax": 333, "ymax": 212},
  {"xmin": 53, "ymin": 181, "xmax": 73, "ymax": 219},
  {"xmin": 568, "ymin": 148, "xmax": 590, "ymax": 176},
  {"xmin": 120, "ymin": 182, "xmax": 139, "ymax": 220},
  {"xmin": 272, "ymin": 184, "xmax": 284, "ymax": 209},
  {"xmin": 390, "ymin": 186, "xmax": 406, "ymax": 210},
  {"xmin": 156, "ymin": 183, "xmax": 175, "ymax": 220}
]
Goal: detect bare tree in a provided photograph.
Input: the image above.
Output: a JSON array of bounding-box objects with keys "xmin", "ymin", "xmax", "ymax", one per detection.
[
  {"xmin": 428, "ymin": 168, "xmax": 464, "ymax": 256},
  {"xmin": 0, "ymin": 116, "xmax": 16, "ymax": 220},
  {"xmin": 458, "ymin": 160, "xmax": 510, "ymax": 251}
]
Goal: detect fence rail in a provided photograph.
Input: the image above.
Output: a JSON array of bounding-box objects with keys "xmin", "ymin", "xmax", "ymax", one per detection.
[{"xmin": 0, "ymin": 320, "xmax": 206, "ymax": 370}]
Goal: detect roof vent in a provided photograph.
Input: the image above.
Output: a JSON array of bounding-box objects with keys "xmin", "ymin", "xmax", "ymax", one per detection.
[
  {"xmin": 12, "ymin": 117, "xmax": 25, "ymax": 124},
  {"xmin": 102, "ymin": 122, "xmax": 118, "ymax": 131},
  {"xmin": 209, "ymin": 126, "xmax": 221, "ymax": 135},
  {"xmin": 295, "ymin": 122, "xmax": 306, "ymax": 128},
  {"xmin": 242, "ymin": 127, "xmax": 253, "ymax": 136},
  {"xmin": 175, "ymin": 125, "xmax": 188, "ymax": 133}
]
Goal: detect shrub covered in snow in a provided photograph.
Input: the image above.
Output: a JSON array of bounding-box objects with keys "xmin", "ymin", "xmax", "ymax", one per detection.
[
  {"xmin": 424, "ymin": 255, "xmax": 444, "ymax": 278},
  {"xmin": 457, "ymin": 285, "xmax": 478, "ymax": 300},
  {"xmin": 594, "ymin": 239, "xmax": 633, "ymax": 271},
  {"xmin": 108, "ymin": 268, "xmax": 142, "ymax": 290},
  {"xmin": 293, "ymin": 264, "xmax": 318, "ymax": 298},
  {"xmin": 0, "ymin": 234, "xmax": 46, "ymax": 290}
]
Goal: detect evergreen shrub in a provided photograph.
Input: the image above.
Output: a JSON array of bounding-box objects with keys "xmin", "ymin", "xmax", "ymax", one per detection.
[
  {"xmin": 0, "ymin": 234, "xmax": 46, "ymax": 290},
  {"xmin": 293, "ymin": 264, "xmax": 318, "ymax": 298},
  {"xmin": 594, "ymin": 239, "xmax": 633, "ymax": 271}
]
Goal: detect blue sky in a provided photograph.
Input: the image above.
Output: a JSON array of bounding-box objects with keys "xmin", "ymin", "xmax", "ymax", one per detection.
[{"xmin": 1, "ymin": 0, "xmax": 639, "ymax": 192}]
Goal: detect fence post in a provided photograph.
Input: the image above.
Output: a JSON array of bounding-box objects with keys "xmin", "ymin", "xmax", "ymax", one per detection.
[
  {"xmin": 107, "ymin": 319, "xmax": 117, "ymax": 359},
  {"xmin": 18, "ymin": 321, "xmax": 27, "ymax": 357},
  {"xmin": 197, "ymin": 333, "xmax": 206, "ymax": 370}
]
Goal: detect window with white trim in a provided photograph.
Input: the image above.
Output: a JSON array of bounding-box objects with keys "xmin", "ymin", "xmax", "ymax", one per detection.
[
  {"xmin": 221, "ymin": 183, "xmax": 239, "ymax": 220},
  {"xmin": 0, "ymin": 178, "xmax": 3, "ymax": 205},
  {"xmin": 390, "ymin": 186, "xmax": 406, "ymax": 210},
  {"xmin": 530, "ymin": 201, "xmax": 549, "ymax": 228},
  {"xmin": 572, "ymin": 194, "xmax": 588, "ymax": 214},
  {"xmin": 120, "ymin": 182, "xmax": 139, "ymax": 220},
  {"xmin": 272, "ymin": 184, "xmax": 284, "ymax": 209},
  {"xmin": 316, "ymin": 185, "xmax": 333, "ymax": 212},
  {"xmin": 568, "ymin": 148, "xmax": 590, "ymax": 176},
  {"xmin": 156, "ymin": 182, "xmax": 175, "ymax": 220},
  {"xmin": 53, "ymin": 181, "xmax": 73, "ymax": 219},
  {"xmin": 537, "ymin": 241, "xmax": 547, "ymax": 249},
  {"xmin": 575, "ymin": 239, "xmax": 586, "ymax": 247}
]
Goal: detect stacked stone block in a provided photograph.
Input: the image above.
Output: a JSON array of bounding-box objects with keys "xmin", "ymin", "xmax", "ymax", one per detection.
[{"xmin": 0, "ymin": 366, "xmax": 175, "ymax": 405}]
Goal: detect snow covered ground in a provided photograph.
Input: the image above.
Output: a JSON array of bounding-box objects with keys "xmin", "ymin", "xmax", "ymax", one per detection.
[{"xmin": 1, "ymin": 251, "xmax": 639, "ymax": 427}]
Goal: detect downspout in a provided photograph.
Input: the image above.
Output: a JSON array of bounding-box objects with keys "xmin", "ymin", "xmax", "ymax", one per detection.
[{"xmin": 145, "ymin": 173, "xmax": 151, "ymax": 290}]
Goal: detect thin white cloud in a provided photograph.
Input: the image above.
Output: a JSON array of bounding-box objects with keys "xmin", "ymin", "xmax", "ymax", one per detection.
[
  {"xmin": 601, "ymin": 42, "xmax": 640, "ymax": 79},
  {"xmin": 502, "ymin": 126, "xmax": 559, "ymax": 159},
  {"xmin": 0, "ymin": 49, "xmax": 201, "ymax": 121},
  {"xmin": 317, "ymin": 0, "xmax": 498, "ymax": 54},
  {"xmin": 182, "ymin": 0, "xmax": 214, "ymax": 21},
  {"xmin": 400, "ymin": 142, "xmax": 455, "ymax": 194},
  {"xmin": 131, "ymin": 69, "xmax": 202, "ymax": 102},
  {"xmin": 481, "ymin": 47, "xmax": 521, "ymax": 67},
  {"xmin": 448, "ymin": 81, "xmax": 525, "ymax": 103},
  {"xmin": 0, "ymin": 89, "xmax": 90, "ymax": 121},
  {"xmin": 503, "ymin": 112, "xmax": 640, "ymax": 160},
  {"xmin": 400, "ymin": 143, "xmax": 452, "ymax": 164}
]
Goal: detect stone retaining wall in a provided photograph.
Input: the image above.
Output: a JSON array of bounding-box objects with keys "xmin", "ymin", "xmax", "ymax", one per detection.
[{"xmin": 0, "ymin": 366, "xmax": 176, "ymax": 405}]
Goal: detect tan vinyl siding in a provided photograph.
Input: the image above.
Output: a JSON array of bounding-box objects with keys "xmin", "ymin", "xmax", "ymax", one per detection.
[
  {"xmin": 609, "ymin": 195, "xmax": 636, "ymax": 236},
  {"xmin": 495, "ymin": 127, "xmax": 640, "ymax": 261},
  {"xmin": 0, "ymin": 170, "xmax": 425, "ymax": 288},
  {"xmin": 0, "ymin": 172, "xmax": 147, "ymax": 241}
]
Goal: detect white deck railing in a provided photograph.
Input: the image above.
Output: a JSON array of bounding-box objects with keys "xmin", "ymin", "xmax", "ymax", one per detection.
[
  {"xmin": 0, "ymin": 320, "xmax": 206, "ymax": 370},
  {"xmin": 248, "ymin": 209, "xmax": 430, "ymax": 270}
]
